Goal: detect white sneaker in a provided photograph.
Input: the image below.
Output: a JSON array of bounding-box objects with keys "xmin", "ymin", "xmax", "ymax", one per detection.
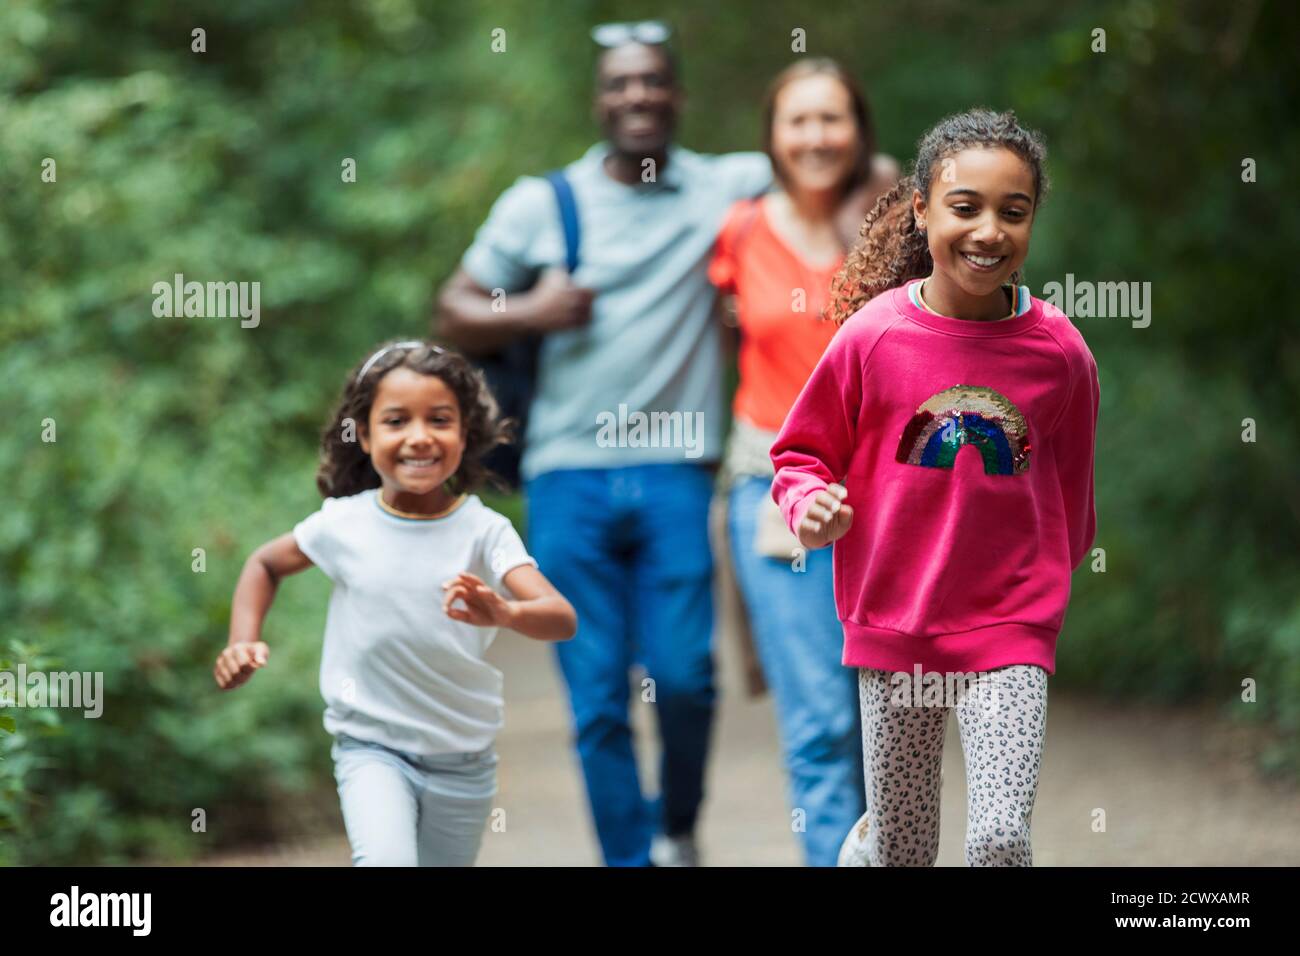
[
  {"xmin": 650, "ymin": 833, "xmax": 700, "ymax": 867},
  {"xmin": 837, "ymin": 812, "xmax": 871, "ymax": 867}
]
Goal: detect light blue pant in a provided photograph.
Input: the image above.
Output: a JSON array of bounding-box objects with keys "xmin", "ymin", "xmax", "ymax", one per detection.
[
  {"xmin": 331, "ymin": 733, "xmax": 498, "ymax": 866},
  {"xmin": 728, "ymin": 476, "xmax": 865, "ymax": 866}
]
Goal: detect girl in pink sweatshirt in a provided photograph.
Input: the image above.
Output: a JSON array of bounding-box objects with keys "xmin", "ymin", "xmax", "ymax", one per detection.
[{"xmin": 771, "ymin": 109, "xmax": 1098, "ymax": 866}]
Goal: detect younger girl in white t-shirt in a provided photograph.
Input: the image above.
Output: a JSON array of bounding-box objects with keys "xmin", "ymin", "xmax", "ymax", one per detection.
[{"xmin": 214, "ymin": 340, "xmax": 577, "ymax": 866}]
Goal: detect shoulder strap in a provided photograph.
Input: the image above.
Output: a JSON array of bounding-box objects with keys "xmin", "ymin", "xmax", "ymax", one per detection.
[{"xmin": 544, "ymin": 170, "xmax": 580, "ymax": 274}]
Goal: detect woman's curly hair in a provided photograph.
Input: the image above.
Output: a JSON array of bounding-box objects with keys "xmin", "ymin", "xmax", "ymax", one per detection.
[
  {"xmin": 315, "ymin": 340, "xmax": 512, "ymax": 499},
  {"xmin": 825, "ymin": 108, "xmax": 1049, "ymax": 326}
]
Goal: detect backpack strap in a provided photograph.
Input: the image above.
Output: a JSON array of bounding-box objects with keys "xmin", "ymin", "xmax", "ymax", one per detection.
[{"xmin": 544, "ymin": 170, "xmax": 580, "ymax": 274}]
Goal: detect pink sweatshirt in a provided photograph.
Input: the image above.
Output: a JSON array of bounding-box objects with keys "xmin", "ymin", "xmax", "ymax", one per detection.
[{"xmin": 771, "ymin": 280, "xmax": 1099, "ymax": 676}]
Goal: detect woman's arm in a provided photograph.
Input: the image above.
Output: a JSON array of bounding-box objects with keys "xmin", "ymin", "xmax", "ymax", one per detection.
[
  {"xmin": 215, "ymin": 533, "xmax": 315, "ymax": 689},
  {"xmin": 442, "ymin": 566, "xmax": 577, "ymax": 642}
]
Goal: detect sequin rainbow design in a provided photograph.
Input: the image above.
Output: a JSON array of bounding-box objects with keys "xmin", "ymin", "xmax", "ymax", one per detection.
[{"xmin": 895, "ymin": 385, "xmax": 1031, "ymax": 475}]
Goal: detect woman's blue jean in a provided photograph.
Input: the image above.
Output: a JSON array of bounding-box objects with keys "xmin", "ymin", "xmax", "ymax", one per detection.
[{"xmin": 727, "ymin": 475, "xmax": 865, "ymax": 866}]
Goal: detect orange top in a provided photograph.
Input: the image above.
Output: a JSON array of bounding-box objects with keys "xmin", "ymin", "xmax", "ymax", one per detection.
[{"xmin": 709, "ymin": 198, "xmax": 842, "ymax": 432}]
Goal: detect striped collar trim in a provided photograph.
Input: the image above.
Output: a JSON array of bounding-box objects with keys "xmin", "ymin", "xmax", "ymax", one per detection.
[{"xmin": 908, "ymin": 279, "xmax": 1032, "ymax": 319}]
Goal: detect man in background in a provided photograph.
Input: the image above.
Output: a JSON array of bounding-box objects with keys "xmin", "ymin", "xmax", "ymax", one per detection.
[{"xmin": 437, "ymin": 22, "xmax": 771, "ymax": 866}]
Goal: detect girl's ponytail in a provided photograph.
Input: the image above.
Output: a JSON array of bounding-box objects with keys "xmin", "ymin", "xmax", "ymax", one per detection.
[{"xmin": 825, "ymin": 176, "xmax": 931, "ymax": 326}]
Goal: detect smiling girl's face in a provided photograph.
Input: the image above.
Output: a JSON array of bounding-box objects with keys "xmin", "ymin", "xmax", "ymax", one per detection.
[
  {"xmin": 359, "ymin": 367, "xmax": 466, "ymax": 512},
  {"xmin": 912, "ymin": 146, "xmax": 1037, "ymax": 317}
]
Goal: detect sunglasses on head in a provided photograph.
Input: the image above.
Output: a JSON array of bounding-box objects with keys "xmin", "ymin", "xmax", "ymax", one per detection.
[{"xmin": 590, "ymin": 20, "xmax": 672, "ymax": 48}]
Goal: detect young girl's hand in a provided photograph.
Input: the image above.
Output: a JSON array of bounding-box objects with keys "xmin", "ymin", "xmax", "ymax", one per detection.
[
  {"xmin": 442, "ymin": 572, "xmax": 515, "ymax": 628},
  {"xmin": 214, "ymin": 642, "xmax": 270, "ymax": 690},
  {"xmin": 798, "ymin": 483, "xmax": 854, "ymax": 550}
]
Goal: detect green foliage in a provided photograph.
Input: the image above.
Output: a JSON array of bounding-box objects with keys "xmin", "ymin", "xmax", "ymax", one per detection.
[
  {"xmin": 0, "ymin": 641, "xmax": 63, "ymax": 865},
  {"xmin": 2, "ymin": 0, "xmax": 1296, "ymax": 863}
]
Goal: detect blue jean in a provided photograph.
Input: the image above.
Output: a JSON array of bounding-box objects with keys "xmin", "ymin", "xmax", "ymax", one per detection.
[
  {"xmin": 331, "ymin": 733, "xmax": 497, "ymax": 866},
  {"xmin": 525, "ymin": 464, "xmax": 716, "ymax": 867},
  {"xmin": 727, "ymin": 475, "xmax": 865, "ymax": 866}
]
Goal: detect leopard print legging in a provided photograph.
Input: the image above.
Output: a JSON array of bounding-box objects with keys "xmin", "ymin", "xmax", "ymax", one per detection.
[{"xmin": 857, "ymin": 664, "xmax": 1047, "ymax": 866}]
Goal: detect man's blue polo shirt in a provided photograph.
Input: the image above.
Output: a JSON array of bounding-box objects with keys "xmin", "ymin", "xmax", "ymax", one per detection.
[{"xmin": 461, "ymin": 142, "xmax": 772, "ymax": 481}]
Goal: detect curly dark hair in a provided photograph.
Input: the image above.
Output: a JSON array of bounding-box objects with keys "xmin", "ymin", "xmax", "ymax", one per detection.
[
  {"xmin": 825, "ymin": 108, "xmax": 1049, "ymax": 326},
  {"xmin": 315, "ymin": 339, "xmax": 512, "ymax": 499}
]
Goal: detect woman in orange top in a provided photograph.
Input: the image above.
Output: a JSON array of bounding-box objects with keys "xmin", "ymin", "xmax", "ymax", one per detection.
[{"xmin": 709, "ymin": 58, "xmax": 897, "ymax": 866}]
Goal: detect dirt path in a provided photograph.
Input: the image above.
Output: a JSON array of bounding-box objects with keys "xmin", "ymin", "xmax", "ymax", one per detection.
[{"xmin": 200, "ymin": 626, "xmax": 1300, "ymax": 867}]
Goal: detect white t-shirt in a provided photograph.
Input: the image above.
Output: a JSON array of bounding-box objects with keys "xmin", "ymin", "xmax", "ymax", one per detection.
[{"xmin": 292, "ymin": 490, "xmax": 537, "ymax": 755}]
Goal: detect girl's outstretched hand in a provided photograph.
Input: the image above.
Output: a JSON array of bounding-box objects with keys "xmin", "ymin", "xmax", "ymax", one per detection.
[
  {"xmin": 443, "ymin": 571, "xmax": 514, "ymax": 628},
  {"xmin": 214, "ymin": 641, "xmax": 269, "ymax": 690},
  {"xmin": 797, "ymin": 483, "xmax": 854, "ymax": 550}
]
